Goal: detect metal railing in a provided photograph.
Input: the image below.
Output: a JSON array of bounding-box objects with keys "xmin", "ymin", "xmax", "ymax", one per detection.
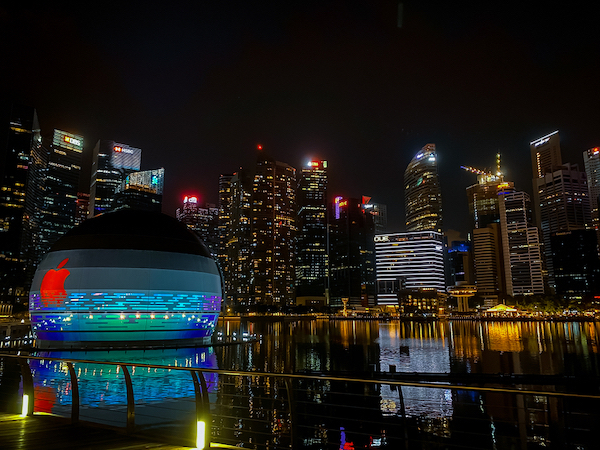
[{"xmin": 2, "ymin": 353, "xmax": 600, "ymax": 449}]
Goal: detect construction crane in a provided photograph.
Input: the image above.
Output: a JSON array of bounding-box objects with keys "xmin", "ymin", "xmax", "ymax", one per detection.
[{"xmin": 461, "ymin": 153, "xmax": 503, "ymax": 183}]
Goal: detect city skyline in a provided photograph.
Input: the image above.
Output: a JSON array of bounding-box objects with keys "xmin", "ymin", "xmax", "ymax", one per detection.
[{"xmin": 2, "ymin": 3, "xmax": 599, "ymax": 234}]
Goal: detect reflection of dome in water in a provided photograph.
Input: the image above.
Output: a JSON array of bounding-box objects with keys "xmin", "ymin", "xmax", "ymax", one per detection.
[{"xmin": 30, "ymin": 210, "xmax": 222, "ymax": 349}]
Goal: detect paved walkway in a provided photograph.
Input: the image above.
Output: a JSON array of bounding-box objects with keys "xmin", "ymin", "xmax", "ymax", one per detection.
[{"xmin": 0, "ymin": 413, "xmax": 193, "ymax": 450}]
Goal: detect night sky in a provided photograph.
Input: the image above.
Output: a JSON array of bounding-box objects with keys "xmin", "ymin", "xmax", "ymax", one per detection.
[{"xmin": 2, "ymin": 2, "xmax": 599, "ymax": 235}]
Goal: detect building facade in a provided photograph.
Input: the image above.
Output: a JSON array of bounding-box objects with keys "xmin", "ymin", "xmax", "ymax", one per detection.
[
  {"xmin": 329, "ymin": 197, "xmax": 376, "ymax": 308},
  {"xmin": 499, "ymin": 191, "xmax": 544, "ymax": 296},
  {"xmin": 404, "ymin": 144, "xmax": 443, "ymax": 233},
  {"xmin": 89, "ymin": 140, "xmax": 141, "ymax": 216},
  {"xmin": 219, "ymin": 170, "xmax": 253, "ymax": 310},
  {"xmin": 374, "ymin": 231, "xmax": 445, "ymax": 306},
  {"xmin": 583, "ymin": 147, "xmax": 600, "ymax": 244},
  {"xmin": 251, "ymin": 156, "xmax": 296, "ymax": 308},
  {"xmin": 472, "ymin": 223, "xmax": 505, "ymax": 306},
  {"xmin": 296, "ymin": 160, "xmax": 328, "ymax": 300},
  {"xmin": 551, "ymin": 229, "xmax": 600, "ymax": 301},
  {"xmin": 0, "ymin": 104, "xmax": 39, "ymax": 301},
  {"xmin": 113, "ymin": 168, "xmax": 164, "ymax": 212},
  {"xmin": 35, "ymin": 130, "xmax": 83, "ymax": 265},
  {"xmin": 534, "ymin": 163, "xmax": 591, "ymax": 287},
  {"xmin": 176, "ymin": 196, "xmax": 219, "ymax": 256}
]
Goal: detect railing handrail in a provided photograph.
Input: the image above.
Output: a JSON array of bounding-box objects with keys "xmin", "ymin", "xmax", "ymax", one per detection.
[{"xmin": 2, "ymin": 352, "xmax": 599, "ymax": 400}]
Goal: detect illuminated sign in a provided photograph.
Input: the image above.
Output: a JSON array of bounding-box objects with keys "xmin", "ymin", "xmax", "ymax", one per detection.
[
  {"xmin": 374, "ymin": 235, "xmax": 389, "ymax": 243},
  {"xmin": 184, "ymin": 196, "xmax": 198, "ymax": 204},
  {"xmin": 531, "ymin": 131, "xmax": 558, "ymax": 147},
  {"xmin": 64, "ymin": 136, "xmax": 81, "ymax": 146},
  {"xmin": 40, "ymin": 258, "xmax": 70, "ymax": 308},
  {"xmin": 114, "ymin": 146, "xmax": 134, "ymax": 154},
  {"xmin": 334, "ymin": 196, "xmax": 343, "ymax": 220},
  {"xmin": 308, "ymin": 161, "xmax": 320, "ymax": 167},
  {"xmin": 339, "ymin": 200, "xmax": 348, "ymax": 207}
]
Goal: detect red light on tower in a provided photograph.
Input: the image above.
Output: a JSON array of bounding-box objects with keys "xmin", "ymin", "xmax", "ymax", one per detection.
[{"xmin": 257, "ymin": 144, "xmax": 263, "ymax": 150}]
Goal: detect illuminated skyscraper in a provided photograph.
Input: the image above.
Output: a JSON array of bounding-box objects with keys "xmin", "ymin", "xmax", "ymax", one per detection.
[
  {"xmin": 404, "ymin": 144, "xmax": 442, "ymax": 233},
  {"xmin": 0, "ymin": 104, "xmax": 39, "ymax": 301},
  {"xmin": 530, "ymin": 131, "xmax": 562, "ymax": 228},
  {"xmin": 463, "ymin": 156, "xmax": 514, "ymax": 230},
  {"xmin": 220, "ymin": 170, "xmax": 253, "ymax": 309},
  {"xmin": 36, "ymin": 130, "xmax": 83, "ymax": 262},
  {"xmin": 535, "ymin": 163, "xmax": 591, "ymax": 287},
  {"xmin": 176, "ymin": 195, "xmax": 219, "ymax": 255},
  {"xmin": 583, "ymin": 147, "xmax": 600, "ymax": 241},
  {"xmin": 329, "ymin": 197, "xmax": 376, "ymax": 307},
  {"xmin": 251, "ymin": 155, "xmax": 296, "ymax": 307},
  {"xmin": 472, "ymin": 223, "xmax": 505, "ymax": 306},
  {"xmin": 499, "ymin": 191, "xmax": 544, "ymax": 296},
  {"xmin": 530, "ymin": 131, "xmax": 562, "ymax": 181},
  {"xmin": 374, "ymin": 231, "xmax": 445, "ymax": 306},
  {"xmin": 296, "ymin": 160, "xmax": 328, "ymax": 301},
  {"xmin": 89, "ymin": 140, "xmax": 141, "ymax": 216},
  {"xmin": 113, "ymin": 168, "xmax": 164, "ymax": 212}
]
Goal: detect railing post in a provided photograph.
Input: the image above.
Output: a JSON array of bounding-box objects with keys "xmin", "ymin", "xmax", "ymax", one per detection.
[
  {"xmin": 66, "ymin": 362, "xmax": 79, "ymax": 424},
  {"xmin": 119, "ymin": 365, "xmax": 135, "ymax": 434},
  {"xmin": 191, "ymin": 370, "xmax": 211, "ymax": 449},
  {"xmin": 19, "ymin": 358, "xmax": 34, "ymax": 416},
  {"xmin": 284, "ymin": 377, "xmax": 296, "ymax": 448},
  {"xmin": 398, "ymin": 385, "xmax": 409, "ymax": 450}
]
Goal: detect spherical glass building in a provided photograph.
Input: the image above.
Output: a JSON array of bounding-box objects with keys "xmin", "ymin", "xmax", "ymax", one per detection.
[{"xmin": 29, "ymin": 210, "xmax": 222, "ymax": 349}]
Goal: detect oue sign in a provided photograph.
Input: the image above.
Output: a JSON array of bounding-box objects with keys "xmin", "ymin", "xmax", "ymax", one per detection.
[{"xmin": 374, "ymin": 235, "xmax": 389, "ymax": 243}]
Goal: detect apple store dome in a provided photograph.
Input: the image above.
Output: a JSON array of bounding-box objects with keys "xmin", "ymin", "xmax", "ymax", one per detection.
[{"xmin": 29, "ymin": 209, "xmax": 222, "ymax": 349}]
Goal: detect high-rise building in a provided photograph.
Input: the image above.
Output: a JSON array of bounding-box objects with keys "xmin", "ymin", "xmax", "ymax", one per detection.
[
  {"xmin": 251, "ymin": 155, "xmax": 296, "ymax": 308},
  {"xmin": 89, "ymin": 140, "xmax": 141, "ymax": 216},
  {"xmin": 583, "ymin": 147, "xmax": 600, "ymax": 242},
  {"xmin": 220, "ymin": 170, "xmax": 253, "ymax": 309},
  {"xmin": 404, "ymin": 144, "xmax": 443, "ymax": 233},
  {"xmin": 463, "ymin": 157, "xmax": 512, "ymax": 307},
  {"xmin": 0, "ymin": 104, "xmax": 39, "ymax": 301},
  {"xmin": 362, "ymin": 196, "xmax": 387, "ymax": 234},
  {"xmin": 176, "ymin": 195, "xmax": 219, "ymax": 255},
  {"xmin": 296, "ymin": 160, "xmax": 328, "ymax": 300},
  {"xmin": 75, "ymin": 192, "xmax": 90, "ymax": 226},
  {"xmin": 551, "ymin": 229, "xmax": 600, "ymax": 301},
  {"xmin": 374, "ymin": 231, "xmax": 445, "ymax": 306},
  {"xmin": 446, "ymin": 240, "xmax": 474, "ymax": 287},
  {"xmin": 530, "ymin": 131, "xmax": 562, "ymax": 180},
  {"xmin": 463, "ymin": 161, "xmax": 514, "ymax": 230},
  {"xmin": 498, "ymin": 191, "xmax": 544, "ymax": 296},
  {"xmin": 535, "ymin": 163, "xmax": 591, "ymax": 287},
  {"xmin": 329, "ymin": 197, "xmax": 376, "ymax": 308},
  {"xmin": 36, "ymin": 130, "xmax": 83, "ymax": 262},
  {"xmin": 472, "ymin": 223, "xmax": 505, "ymax": 306},
  {"xmin": 113, "ymin": 168, "xmax": 164, "ymax": 212}
]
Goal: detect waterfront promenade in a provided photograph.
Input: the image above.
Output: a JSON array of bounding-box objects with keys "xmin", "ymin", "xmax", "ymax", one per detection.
[{"xmin": 0, "ymin": 412, "xmax": 189, "ymax": 450}]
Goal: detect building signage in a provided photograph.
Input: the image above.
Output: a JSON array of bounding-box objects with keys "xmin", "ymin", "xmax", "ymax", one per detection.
[
  {"xmin": 64, "ymin": 136, "xmax": 81, "ymax": 146},
  {"xmin": 374, "ymin": 235, "xmax": 389, "ymax": 243},
  {"xmin": 114, "ymin": 146, "xmax": 134, "ymax": 154}
]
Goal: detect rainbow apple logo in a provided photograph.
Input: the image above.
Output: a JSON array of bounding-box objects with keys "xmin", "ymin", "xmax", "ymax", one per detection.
[{"xmin": 40, "ymin": 258, "xmax": 70, "ymax": 308}]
